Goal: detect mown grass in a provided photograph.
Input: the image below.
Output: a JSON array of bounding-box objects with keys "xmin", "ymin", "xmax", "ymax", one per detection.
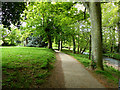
[
  {"xmin": 2, "ymin": 47, "xmax": 55, "ymax": 88},
  {"xmin": 62, "ymin": 49, "xmax": 120, "ymax": 87},
  {"xmin": 103, "ymin": 53, "xmax": 120, "ymax": 60}
]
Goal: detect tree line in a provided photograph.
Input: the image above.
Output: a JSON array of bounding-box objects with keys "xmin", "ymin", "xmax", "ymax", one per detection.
[{"xmin": 1, "ymin": 1, "xmax": 120, "ymax": 70}]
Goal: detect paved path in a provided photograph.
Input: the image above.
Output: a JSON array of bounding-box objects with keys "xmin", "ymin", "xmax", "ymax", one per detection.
[{"xmin": 55, "ymin": 50, "xmax": 105, "ymax": 88}]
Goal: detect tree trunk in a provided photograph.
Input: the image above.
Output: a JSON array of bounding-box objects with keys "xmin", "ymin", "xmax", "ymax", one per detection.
[
  {"xmin": 72, "ymin": 35, "xmax": 76, "ymax": 54},
  {"xmin": 58, "ymin": 40, "xmax": 60, "ymax": 51},
  {"xmin": 26, "ymin": 37, "xmax": 28, "ymax": 45},
  {"xmin": 89, "ymin": 2, "xmax": 104, "ymax": 70},
  {"xmin": 77, "ymin": 42, "xmax": 79, "ymax": 54},
  {"xmin": 47, "ymin": 34, "xmax": 52, "ymax": 49},
  {"xmin": 77, "ymin": 35, "xmax": 80, "ymax": 54},
  {"xmin": 60, "ymin": 40, "xmax": 62, "ymax": 51},
  {"xmin": 81, "ymin": 40, "xmax": 89, "ymax": 54},
  {"xmin": 80, "ymin": 48, "xmax": 82, "ymax": 54},
  {"xmin": 89, "ymin": 35, "xmax": 91, "ymax": 59}
]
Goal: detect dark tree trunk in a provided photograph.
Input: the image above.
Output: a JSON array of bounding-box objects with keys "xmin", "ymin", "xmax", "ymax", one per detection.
[
  {"xmin": 81, "ymin": 40, "xmax": 89, "ymax": 54},
  {"xmin": 58, "ymin": 40, "xmax": 60, "ymax": 51},
  {"xmin": 89, "ymin": 35, "xmax": 91, "ymax": 59},
  {"xmin": 47, "ymin": 34, "xmax": 52, "ymax": 49},
  {"xmin": 89, "ymin": 2, "xmax": 104, "ymax": 70},
  {"xmin": 77, "ymin": 35, "xmax": 80, "ymax": 54},
  {"xmin": 81, "ymin": 47, "xmax": 86, "ymax": 54},
  {"xmin": 72, "ymin": 35, "xmax": 76, "ymax": 54},
  {"xmin": 77, "ymin": 42, "xmax": 79, "ymax": 54},
  {"xmin": 26, "ymin": 37, "xmax": 28, "ymax": 45},
  {"xmin": 80, "ymin": 48, "xmax": 82, "ymax": 54}
]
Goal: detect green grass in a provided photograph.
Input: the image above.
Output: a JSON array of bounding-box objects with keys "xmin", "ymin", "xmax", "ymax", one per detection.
[
  {"xmin": 2, "ymin": 47, "xmax": 55, "ymax": 88},
  {"xmin": 103, "ymin": 53, "xmax": 120, "ymax": 60},
  {"xmin": 62, "ymin": 49, "xmax": 120, "ymax": 87}
]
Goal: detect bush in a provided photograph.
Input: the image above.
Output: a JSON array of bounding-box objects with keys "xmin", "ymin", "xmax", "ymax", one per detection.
[{"xmin": 26, "ymin": 36, "xmax": 48, "ymax": 47}]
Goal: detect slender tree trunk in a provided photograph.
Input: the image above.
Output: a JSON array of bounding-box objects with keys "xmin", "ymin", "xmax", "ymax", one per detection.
[
  {"xmin": 77, "ymin": 23, "xmax": 80, "ymax": 54},
  {"xmin": 113, "ymin": 29, "xmax": 115, "ymax": 53},
  {"xmin": 72, "ymin": 35, "xmax": 76, "ymax": 54},
  {"xmin": 47, "ymin": 34, "xmax": 52, "ymax": 49},
  {"xmin": 60, "ymin": 40, "xmax": 62, "ymax": 51},
  {"xmin": 89, "ymin": 35, "xmax": 91, "ymax": 59},
  {"xmin": 80, "ymin": 48, "xmax": 82, "ymax": 54},
  {"xmin": 77, "ymin": 35, "xmax": 80, "ymax": 54},
  {"xmin": 60, "ymin": 32, "xmax": 62, "ymax": 51},
  {"xmin": 81, "ymin": 47, "xmax": 86, "ymax": 54},
  {"xmin": 26, "ymin": 37, "xmax": 28, "ymax": 45},
  {"xmin": 58, "ymin": 40, "xmax": 60, "ymax": 51},
  {"xmin": 77, "ymin": 42, "xmax": 79, "ymax": 53},
  {"xmin": 81, "ymin": 40, "xmax": 89, "ymax": 54},
  {"xmin": 89, "ymin": 2, "xmax": 104, "ymax": 70}
]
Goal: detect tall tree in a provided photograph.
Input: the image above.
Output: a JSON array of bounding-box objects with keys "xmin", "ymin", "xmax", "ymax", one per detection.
[
  {"xmin": 83, "ymin": 2, "xmax": 103, "ymax": 70},
  {"xmin": 89, "ymin": 2, "xmax": 103, "ymax": 70}
]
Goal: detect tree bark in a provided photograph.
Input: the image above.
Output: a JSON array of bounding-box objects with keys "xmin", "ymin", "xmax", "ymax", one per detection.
[
  {"xmin": 77, "ymin": 34, "xmax": 80, "ymax": 54},
  {"xmin": 80, "ymin": 48, "xmax": 82, "ymax": 54},
  {"xmin": 77, "ymin": 23, "xmax": 80, "ymax": 54},
  {"xmin": 26, "ymin": 37, "xmax": 28, "ymax": 45},
  {"xmin": 72, "ymin": 35, "xmax": 76, "ymax": 54},
  {"xmin": 58, "ymin": 40, "xmax": 60, "ymax": 51},
  {"xmin": 89, "ymin": 35, "xmax": 91, "ymax": 59},
  {"xmin": 47, "ymin": 34, "xmax": 52, "ymax": 49},
  {"xmin": 60, "ymin": 40, "xmax": 62, "ymax": 51},
  {"xmin": 81, "ymin": 40, "xmax": 89, "ymax": 54},
  {"xmin": 60, "ymin": 32, "xmax": 62, "ymax": 51},
  {"xmin": 89, "ymin": 2, "xmax": 104, "ymax": 70}
]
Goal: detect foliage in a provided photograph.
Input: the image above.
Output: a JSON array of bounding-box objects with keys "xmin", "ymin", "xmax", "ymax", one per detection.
[
  {"xmin": 2, "ymin": 47, "xmax": 55, "ymax": 88},
  {"xmin": 102, "ymin": 2, "xmax": 119, "ymax": 53},
  {"xmin": 103, "ymin": 53, "xmax": 120, "ymax": 60},
  {"xmin": 2, "ymin": 2, "xmax": 26, "ymax": 29},
  {"xmin": 95, "ymin": 65, "xmax": 120, "ymax": 87},
  {"xmin": 1, "ymin": 25, "xmax": 21, "ymax": 46},
  {"xmin": 26, "ymin": 35, "xmax": 47, "ymax": 47},
  {"xmin": 20, "ymin": 2, "xmax": 88, "ymax": 49},
  {"xmin": 102, "ymin": 2, "xmax": 118, "ymax": 27}
]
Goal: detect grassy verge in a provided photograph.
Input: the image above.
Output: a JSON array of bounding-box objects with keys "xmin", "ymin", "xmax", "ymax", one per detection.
[
  {"xmin": 2, "ymin": 47, "xmax": 55, "ymax": 88},
  {"xmin": 103, "ymin": 53, "xmax": 120, "ymax": 60},
  {"xmin": 62, "ymin": 49, "xmax": 120, "ymax": 88}
]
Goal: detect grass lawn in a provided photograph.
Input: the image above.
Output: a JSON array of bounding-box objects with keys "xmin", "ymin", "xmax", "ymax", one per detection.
[
  {"xmin": 62, "ymin": 49, "xmax": 120, "ymax": 88},
  {"xmin": 2, "ymin": 47, "xmax": 55, "ymax": 88}
]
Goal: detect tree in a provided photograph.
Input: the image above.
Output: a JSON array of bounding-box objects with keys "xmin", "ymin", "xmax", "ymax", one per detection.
[
  {"xmin": 21, "ymin": 2, "xmax": 76, "ymax": 49},
  {"xmin": 1, "ymin": 24, "xmax": 21, "ymax": 46},
  {"xmin": 2, "ymin": 2, "xmax": 26, "ymax": 30},
  {"xmin": 102, "ymin": 2, "xmax": 119, "ymax": 53},
  {"xmin": 83, "ymin": 2, "xmax": 104, "ymax": 70}
]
